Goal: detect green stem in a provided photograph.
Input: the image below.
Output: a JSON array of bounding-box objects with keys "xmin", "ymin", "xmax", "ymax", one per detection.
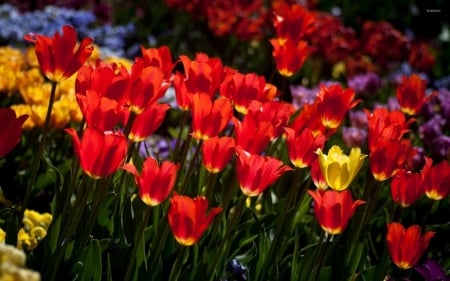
[
  {"xmin": 257, "ymin": 168, "xmax": 304, "ymax": 280},
  {"xmin": 207, "ymin": 195, "xmax": 247, "ymax": 281},
  {"xmin": 204, "ymin": 172, "xmax": 218, "ymax": 203},
  {"xmin": 346, "ymin": 175, "xmax": 379, "ymax": 269},
  {"xmin": 148, "ymin": 212, "xmax": 171, "ymax": 274},
  {"xmin": 124, "ymin": 207, "xmax": 153, "ymax": 281},
  {"xmin": 178, "ymin": 139, "xmax": 203, "ymax": 194},
  {"xmin": 23, "ymin": 81, "xmax": 58, "ymax": 211},
  {"xmin": 172, "ymin": 110, "xmax": 189, "ymax": 161},
  {"xmin": 168, "ymin": 246, "xmax": 188, "ymax": 281},
  {"xmin": 310, "ymin": 233, "xmax": 332, "ymax": 281},
  {"xmin": 48, "ymin": 174, "xmax": 94, "ymax": 281}
]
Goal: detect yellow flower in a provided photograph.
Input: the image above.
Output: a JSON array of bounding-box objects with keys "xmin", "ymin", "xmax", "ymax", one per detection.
[
  {"xmin": 0, "ymin": 243, "xmax": 41, "ymax": 281},
  {"xmin": 17, "ymin": 210, "xmax": 52, "ymax": 251},
  {"xmin": 0, "ymin": 228, "xmax": 5, "ymax": 243},
  {"xmin": 10, "ymin": 104, "xmax": 34, "ymax": 130},
  {"xmin": 316, "ymin": 145, "xmax": 367, "ymax": 191}
]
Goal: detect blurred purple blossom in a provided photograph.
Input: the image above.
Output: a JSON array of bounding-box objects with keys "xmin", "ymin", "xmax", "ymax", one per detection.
[
  {"xmin": 342, "ymin": 126, "xmax": 367, "ymax": 148},
  {"xmin": 347, "ymin": 72, "xmax": 381, "ymax": 96},
  {"xmin": 415, "ymin": 258, "xmax": 449, "ymax": 281},
  {"xmin": 348, "ymin": 110, "xmax": 368, "ymax": 128},
  {"xmin": 290, "ymin": 85, "xmax": 319, "ymax": 110}
]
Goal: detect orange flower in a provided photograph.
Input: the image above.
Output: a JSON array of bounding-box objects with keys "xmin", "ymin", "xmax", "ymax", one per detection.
[
  {"xmin": 369, "ymin": 138, "xmax": 412, "ymax": 182},
  {"xmin": 0, "ymin": 108, "xmax": 28, "ymax": 157},
  {"xmin": 386, "ymin": 222, "xmax": 435, "ymax": 269},
  {"xmin": 390, "ymin": 169, "xmax": 424, "ymax": 207},
  {"xmin": 316, "ymin": 84, "xmax": 358, "ymax": 129},
  {"xmin": 168, "ymin": 192, "xmax": 222, "ymax": 246},
  {"xmin": 128, "ymin": 103, "xmax": 170, "ymax": 142},
  {"xmin": 66, "ymin": 127, "xmax": 127, "ymax": 179},
  {"xmin": 236, "ymin": 150, "xmax": 292, "ymax": 197},
  {"xmin": 396, "ymin": 74, "xmax": 433, "ymax": 115},
  {"xmin": 307, "ymin": 189, "xmax": 365, "ymax": 235},
  {"xmin": 270, "ymin": 39, "xmax": 308, "ymax": 77},
  {"xmin": 202, "ymin": 136, "xmax": 235, "ymax": 173},
  {"xmin": 219, "ymin": 71, "xmax": 276, "ymax": 114},
  {"xmin": 191, "ymin": 94, "xmax": 233, "ymax": 141},
  {"xmin": 24, "ymin": 25, "xmax": 94, "ymax": 82},
  {"xmin": 284, "ymin": 127, "xmax": 325, "ymax": 168},
  {"xmin": 123, "ymin": 158, "xmax": 179, "ymax": 206},
  {"xmin": 422, "ymin": 157, "xmax": 450, "ymax": 200}
]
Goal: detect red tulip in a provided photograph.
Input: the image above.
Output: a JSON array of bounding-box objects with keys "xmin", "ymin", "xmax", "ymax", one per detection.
[
  {"xmin": 369, "ymin": 138, "xmax": 412, "ymax": 181},
  {"xmin": 390, "ymin": 169, "xmax": 424, "ymax": 207},
  {"xmin": 128, "ymin": 103, "xmax": 170, "ymax": 142},
  {"xmin": 24, "ymin": 25, "xmax": 94, "ymax": 82},
  {"xmin": 422, "ymin": 157, "xmax": 450, "ymax": 200},
  {"xmin": 307, "ymin": 189, "xmax": 365, "ymax": 235},
  {"xmin": 272, "ymin": 1, "xmax": 315, "ymax": 43},
  {"xmin": 0, "ymin": 108, "xmax": 28, "ymax": 157},
  {"xmin": 202, "ymin": 136, "xmax": 235, "ymax": 173},
  {"xmin": 310, "ymin": 159, "xmax": 328, "ymax": 190},
  {"xmin": 123, "ymin": 158, "xmax": 179, "ymax": 206},
  {"xmin": 173, "ymin": 53, "xmax": 225, "ymax": 110},
  {"xmin": 76, "ymin": 91, "xmax": 125, "ymax": 132},
  {"xmin": 236, "ymin": 150, "xmax": 292, "ymax": 197},
  {"xmin": 387, "ymin": 222, "xmax": 435, "ymax": 269},
  {"xmin": 168, "ymin": 192, "xmax": 222, "ymax": 246},
  {"xmin": 127, "ymin": 62, "xmax": 168, "ymax": 114},
  {"xmin": 66, "ymin": 127, "xmax": 127, "ymax": 179},
  {"xmin": 140, "ymin": 45, "xmax": 173, "ymax": 80},
  {"xmin": 75, "ymin": 61, "xmax": 129, "ymax": 104},
  {"xmin": 396, "ymin": 74, "xmax": 433, "ymax": 115},
  {"xmin": 284, "ymin": 127, "xmax": 326, "ymax": 168},
  {"xmin": 365, "ymin": 107, "xmax": 411, "ymax": 152},
  {"xmin": 270, "ymin": 39, "xmax": 308, "ymax": 77},
  {"xmin": 191, "ymin": 94, "xmax": 233, "ymax": 141},
  {"xmin": 316, "ymin": 84, "xmax": 358, "ymax": 129},
  {"xmin": 219, "ymin": 71, "xmax": 276, "ymax": 114}
]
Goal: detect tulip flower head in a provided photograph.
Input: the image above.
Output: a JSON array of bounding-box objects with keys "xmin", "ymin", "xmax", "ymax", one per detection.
[
  {"xmin": 308, "ymin": 189, "xmax": 365, "ymax": 235},
  {"xmin": 390, "ymin": 169, "xmax": 424, "ymax": 207},
  {"xmin": 316, "ymin": 84, "xmax": 358, "ymax": 129},
  {"xmin": 168, "ymin": 193, "xmax": 222, "ymax": 246},
  {"xmin": 236, "ymin": 150, "xmax": 292, "ymax": 197},
  {"xmin": 202, "ymin": 136, "xmax": 235, "ymax": 173},
  {"xmin": 396, "ymin": 74, "xmax": 433, "ymax": 115},
  {"xmin": 316, "ymin": 145, "xmax": 367, "ymax": 191},
  {"xmin": 422, "ymin": 157, "xmax": 450, "ymax": 200},
  {"xmin": 123, "ymin": 158, "xmax": 179, "ymax": 206},
  {"xmin": 24, "ymin": 25, "xmax": 94, "ymax": 82},
  {"xmin": 0, "ymin": 108, "xmax": 28, "ymax": 157},
  {"xmin": 284, "ymin": 127, "xmax": 326, "ymax": 168},
  {"xmin": 66, "ymin": 127, "xmax": 127, "ymax": 179},
  {"xmin": 386, "ymin": 222, "xmax": 435, "ymax": 269}
]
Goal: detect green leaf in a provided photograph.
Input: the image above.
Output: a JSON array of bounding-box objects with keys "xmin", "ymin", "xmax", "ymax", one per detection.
[{"xmin": 77, "ymin": 239, "xmax": 103, "ymax": 281}]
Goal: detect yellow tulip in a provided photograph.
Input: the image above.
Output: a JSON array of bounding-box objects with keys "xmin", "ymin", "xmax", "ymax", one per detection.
[{"xmin": 316, "ymin": 145, "xmax": 367, "ymax": 191}]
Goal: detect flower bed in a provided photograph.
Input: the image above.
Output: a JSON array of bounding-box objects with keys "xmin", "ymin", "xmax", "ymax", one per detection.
[{"xmin": 0, "ymin": 1, "xmax": 448, "ymax": 281}]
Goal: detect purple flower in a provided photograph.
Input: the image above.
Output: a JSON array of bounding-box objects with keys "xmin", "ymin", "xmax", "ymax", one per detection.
[
  {"xmin": 290, "ymin": 85, "xmax": 319, "ymax": 110},
  {"xmin": 347, "ymin": 72, "xmax": 380, "ymax": 96},
  {"xmin": 419, "ymin": 115, "xmax": 446, "ymax": 145},
  {"xmin": 342, "ymin": 127, "xmax": 367, "ymax": 148},
  {"xmin": 415, "ymin": 258, "xmax": 449, "ymax": 281},
  {"xmin": 348, "ymin": 110, "xmax": 368, "ymax": 128},
  {"xmin": 428, "ymin": 135, "xmax": 450, "ymax": 161}
]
